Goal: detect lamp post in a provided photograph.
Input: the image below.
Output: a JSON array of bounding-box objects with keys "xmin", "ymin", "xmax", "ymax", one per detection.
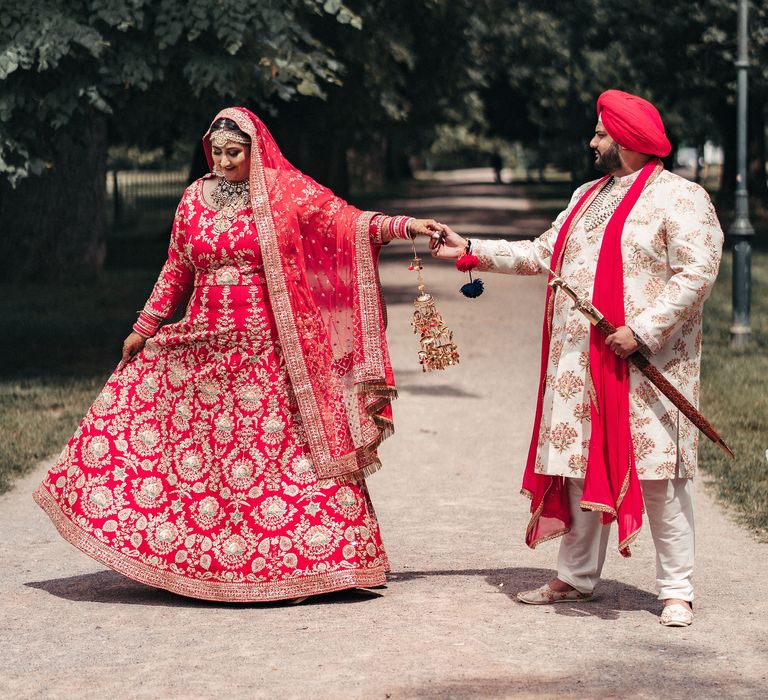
[{"xmin": 730, "ymin": 0, "xmax": 753, "ymax": 348}]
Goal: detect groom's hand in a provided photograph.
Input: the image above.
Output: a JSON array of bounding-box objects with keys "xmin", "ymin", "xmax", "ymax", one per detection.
[{"xmin": 430, "ymin": 225, "xmax": 467, "ymax": 260}]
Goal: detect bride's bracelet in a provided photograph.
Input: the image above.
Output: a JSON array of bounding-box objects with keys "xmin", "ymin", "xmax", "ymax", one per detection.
[
  {"xmin": 389, "ymin": 215, "xmax": 414, "ymax": 240},
  {"xmin": 133, "ymin": 309, "xmax": 163, "ymax": 339}
]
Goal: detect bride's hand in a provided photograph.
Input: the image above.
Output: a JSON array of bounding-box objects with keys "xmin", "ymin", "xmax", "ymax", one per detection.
[
  {"xmin": 119, "ymin": 332, "xmax": 147, "ymax": 370},
  {"xmin": 408, "ymin": 219, "xmax": 445, "ymax": 240}
]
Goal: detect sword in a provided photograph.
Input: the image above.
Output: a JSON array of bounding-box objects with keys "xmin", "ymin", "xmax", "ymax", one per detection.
[{"xmin": 546, "ymin": 267, "xmax": 735, "ymax": 460}]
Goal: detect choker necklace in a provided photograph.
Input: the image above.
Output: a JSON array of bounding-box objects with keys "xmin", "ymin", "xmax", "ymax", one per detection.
[{"xmin": 210, "ymin": 178, "xmax": 249, "ymax": 235}]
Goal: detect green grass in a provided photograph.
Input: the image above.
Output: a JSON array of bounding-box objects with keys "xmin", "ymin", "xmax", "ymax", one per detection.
[
  {"xmin": 0, "ymin": 261, "xmax": 161, "ymax": 494},
  {"xmin": 699, "ymin": 247, "xmax": 768, "ymax": 538},
  {"xmin": 1, "ymin": 376, "xmax": 105, "ymax": 492},
  {"xmin": 0, "ymin": 197, "xmax": 177, "ymax": 492}
]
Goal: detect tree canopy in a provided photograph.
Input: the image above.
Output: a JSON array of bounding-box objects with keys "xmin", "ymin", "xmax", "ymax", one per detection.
[
  {"xmin": 0, "ymin": 0, "xmax": 367, "ymax": 184},
  {"xmin": 1, "ymin": 0, "xmax": 766, "ymax": 279}
]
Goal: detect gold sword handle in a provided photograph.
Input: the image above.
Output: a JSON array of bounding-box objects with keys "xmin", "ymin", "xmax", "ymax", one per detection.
[{"xmin": 549, "ymin": 276, "xmax": 606, "ymax": 327}]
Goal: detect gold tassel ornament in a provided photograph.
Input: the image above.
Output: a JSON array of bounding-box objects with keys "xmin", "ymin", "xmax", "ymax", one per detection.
[{"xmin": 408, "ymin": 238, "xmax": 459, "ymax": 372}]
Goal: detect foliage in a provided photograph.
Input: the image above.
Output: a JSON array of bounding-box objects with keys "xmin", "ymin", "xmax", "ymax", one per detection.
[
  {"xmin": 0, "ymin": 0, "xmax": 362, "ymax": 184},
  {"xmin": 270, "ymin": 0, "xmax": 491, "ymax": 171},
  {"xmin": 700, "ymin": 246, "xmax": 768, "ymax": 538},
  {"xmin": 477, "ymin": 0, "xmax": 768, "ymax": 183}
]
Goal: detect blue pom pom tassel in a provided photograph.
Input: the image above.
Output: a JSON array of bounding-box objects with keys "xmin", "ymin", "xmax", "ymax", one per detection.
[{"xmin": 460, "ymin": 278, "xmax": 484, "ymax": 298}]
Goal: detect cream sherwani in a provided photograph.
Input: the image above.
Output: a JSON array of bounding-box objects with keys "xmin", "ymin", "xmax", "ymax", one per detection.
[
  {"xmin": 471, "ymin": 169, "xmax": 723, "ymax": 481},
  {"xmin": 472, "ymin": 169, "xmax": 723, "ymax": 601}
]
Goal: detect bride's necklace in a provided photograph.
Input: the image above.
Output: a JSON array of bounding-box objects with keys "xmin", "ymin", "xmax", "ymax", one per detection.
[{"xmin": 210, "ymin": 178, "xmax": 249, "ymax": 235}]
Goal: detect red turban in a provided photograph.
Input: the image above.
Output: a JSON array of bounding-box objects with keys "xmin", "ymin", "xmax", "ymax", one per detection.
[{"xmin": 597, "ymin": 89, "xmax": 671, "ymax": 158}]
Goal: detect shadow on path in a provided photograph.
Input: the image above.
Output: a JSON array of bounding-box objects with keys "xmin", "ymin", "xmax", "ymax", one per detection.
[
  {"xmin": 389, "ymin": 566, "xmax": 659, "ymax": 620},
  {"xmin": 26, "ymin": 566, "xmax": 656, "ymax": 619},
  {"xmin": 25, "ymin": 570, "xmax": 382, "ymax": 608},
  {"xmin": 399, "ymin": 665, "xmax": 764, "ymax": 699},
  {"xmin": 396, "ymin": 384, "xmax": 481, "ymax": 398}
]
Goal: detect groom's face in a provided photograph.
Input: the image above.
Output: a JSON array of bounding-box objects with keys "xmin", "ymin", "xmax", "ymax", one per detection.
[{"xmin": 590, "ymin": 122, "xmax": 623, "ymax": 173}]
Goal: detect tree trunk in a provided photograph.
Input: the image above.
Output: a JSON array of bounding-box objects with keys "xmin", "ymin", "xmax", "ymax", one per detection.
[
  {"xmin": 292, "ymin": 130, "xmax": 350, "ymax": 197},
  {"xmin": 0, "ymin": 112, "xmax": 107, "ymax": 281},
  {"xmin": 384, "ymin": 132, "xmax": 414, "ymax": 184}
]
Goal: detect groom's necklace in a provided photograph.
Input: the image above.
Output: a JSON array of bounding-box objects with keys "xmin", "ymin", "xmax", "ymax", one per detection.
[
  {"xmin": 583, "ymin": 177, "xmax": 624, "ymax": 231},
  {"xmin": 211, "ymin": 178, "xmax": 250, "ymax": 235}
]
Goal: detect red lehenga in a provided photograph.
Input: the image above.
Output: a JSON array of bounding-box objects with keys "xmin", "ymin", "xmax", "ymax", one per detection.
[{"xmin": 34, "ymin": 108, "xmax": 411, "ymax": 602}]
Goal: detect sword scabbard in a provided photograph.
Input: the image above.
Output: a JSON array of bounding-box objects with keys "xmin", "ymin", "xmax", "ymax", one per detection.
[
  {"xmin": 547, "ymin": 266, "xmax": 735, "ymax": 460},
  {"xmin": 628, "ymin": 352, "xmax": 735, "ymax": 460}
]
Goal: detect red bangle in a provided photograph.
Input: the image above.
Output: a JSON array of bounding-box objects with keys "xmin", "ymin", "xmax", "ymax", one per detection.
[
  {"xmin": 388, "ymin": 215, "xmax": 413, "ymax": 240},
  {"xmin": 133, "ymin": 310, "xmax": 162, "ymax": 338}
]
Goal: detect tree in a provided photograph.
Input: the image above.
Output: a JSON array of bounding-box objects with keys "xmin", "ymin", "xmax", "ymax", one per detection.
[
  {"xmin": 605, "ymin": 0, "xmax": 768, "ymax": 205},
  {"xmin": 0, "ymin": 0, "xmax": 362, "ymax": 279},
  {"xmin": 476, "ymin": 0, "xmax": 768, "ymax": 201},
  {"xmin": 1, "ymin": 0, "xmax": 492, "ymax": 279},
  {"xmin": 269, "ymin": 0, "xmax": 490, "ymax": 193}
]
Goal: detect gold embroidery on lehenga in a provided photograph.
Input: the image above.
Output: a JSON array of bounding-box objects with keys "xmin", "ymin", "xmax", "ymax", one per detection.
[{"xmin": 33, "ymin": 108, "xmax": 397, "ymax": 603}]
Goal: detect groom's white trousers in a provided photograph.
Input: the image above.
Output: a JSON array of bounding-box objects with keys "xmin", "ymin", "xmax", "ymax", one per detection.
[{"xmin": 556, "ymin": 477, "xmax": 695, "ymax": 602}]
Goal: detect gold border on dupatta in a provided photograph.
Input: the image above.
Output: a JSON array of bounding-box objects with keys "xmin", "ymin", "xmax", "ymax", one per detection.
[
  {"xmin": 34, "ymin": 485, "xmax": 387, "ymax": 602},
  {"xmin": 519, "ymin": 484, "xmax": 571, "ymax": 549},
  {"xmin": 354, "ymin": 210, "xmax": 385, "ymax": 384},
  {"xmin": 521, "ymin": 181, "xmax": 609, "ymax": 548},
  {"xmin": 524, "ymin": 166, "xmax": 664, "ymax": 555},
  {"xmin": 215, "ymin": 109, "xmax": 392, "ymax": 482},
  {"xmin": 218, "ymin": 108, "xmax": 339, "ymax": 475}
]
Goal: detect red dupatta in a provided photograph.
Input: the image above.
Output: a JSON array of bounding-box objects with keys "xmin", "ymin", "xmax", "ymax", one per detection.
[
  {"xmin": 204, "ymin": 107, "xmax": 396, "ymax": 481},
  {"xmin": 522, "ymin": 159, "xmax": 662, "ymax": 556}
]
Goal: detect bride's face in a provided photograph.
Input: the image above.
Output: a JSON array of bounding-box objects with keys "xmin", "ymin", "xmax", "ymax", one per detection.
[{"xmin": 212, "ymin": 141, "xmax": 250, "ymax": 182}]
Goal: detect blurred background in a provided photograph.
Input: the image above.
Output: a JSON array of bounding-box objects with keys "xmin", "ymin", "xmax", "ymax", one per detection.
[
  {"xmin": 0, "ymin": 0, "xmax": 766, "ymax": 532},
  {"xmin": 3, "ymin": 0, "xmax": 768, "ymax": 278}
]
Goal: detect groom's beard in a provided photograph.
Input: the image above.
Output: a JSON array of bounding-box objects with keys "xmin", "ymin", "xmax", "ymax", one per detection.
[{"xmin": 594, "ymin": 142, "xmax": 622, "ymax": 173}]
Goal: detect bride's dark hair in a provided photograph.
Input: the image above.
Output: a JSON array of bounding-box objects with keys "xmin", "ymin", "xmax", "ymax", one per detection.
[{"xmin": 210, "ymin": 117, "xmax": 251, "ymax": 144}]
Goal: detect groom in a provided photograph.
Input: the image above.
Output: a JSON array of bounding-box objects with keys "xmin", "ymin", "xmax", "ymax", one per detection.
[{"xmin": 431, "ymin": 90, "xmax": 723, "ymax": 627}]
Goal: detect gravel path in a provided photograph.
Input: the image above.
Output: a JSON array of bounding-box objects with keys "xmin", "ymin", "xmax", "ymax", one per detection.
[{"xmin": 2, "ymin": 172, "xmax": 766, "ymax": 699}]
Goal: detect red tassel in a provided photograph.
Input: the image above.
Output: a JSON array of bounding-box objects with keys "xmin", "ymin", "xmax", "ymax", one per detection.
[{"xmin": 456, "ymin": 254, "xmax": 479, "ymax": 272}]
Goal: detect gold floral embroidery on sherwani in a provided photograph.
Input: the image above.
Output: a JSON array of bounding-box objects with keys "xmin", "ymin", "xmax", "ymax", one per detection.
[{"xmin": 472, "ymin": 170, "xmax": 723, "ymax": 480}]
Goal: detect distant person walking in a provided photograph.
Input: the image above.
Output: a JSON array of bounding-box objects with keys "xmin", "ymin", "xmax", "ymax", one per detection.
[
  {"xmin": 432, "ymin": 90, "xmax": 723, "ymax": 627},
  {"xmin": 34, "ymin": 107, "xmax": 442, "ymax": 603},
  {"xmin": 491, "ymin": 151, "xmax": 503, "ymax": 184}
]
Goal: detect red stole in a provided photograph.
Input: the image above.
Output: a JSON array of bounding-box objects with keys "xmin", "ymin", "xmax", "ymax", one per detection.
[{"xmin": 521, "ymin": 160, "xmax": 661, "ymax": 556}]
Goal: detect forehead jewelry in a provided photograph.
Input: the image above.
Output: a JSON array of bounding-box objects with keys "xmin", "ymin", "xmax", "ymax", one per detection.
[{"xmin": 210, "ymin": 129, "xmax": 250, "ymax": 148}]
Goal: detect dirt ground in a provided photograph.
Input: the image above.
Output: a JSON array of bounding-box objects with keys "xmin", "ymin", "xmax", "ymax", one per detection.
[{"xmin": 2, "ymin": 171, "xmax": 766, "ymax": 699}]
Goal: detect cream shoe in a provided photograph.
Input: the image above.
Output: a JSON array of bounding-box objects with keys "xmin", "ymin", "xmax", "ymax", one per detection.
[
  {"xmin": 517, "ymin": 583, "xmax": 593, "ymax": 605},
  {"xmin": 660, "ymin": 603, "xmax": 693, "ymax": 627}
]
